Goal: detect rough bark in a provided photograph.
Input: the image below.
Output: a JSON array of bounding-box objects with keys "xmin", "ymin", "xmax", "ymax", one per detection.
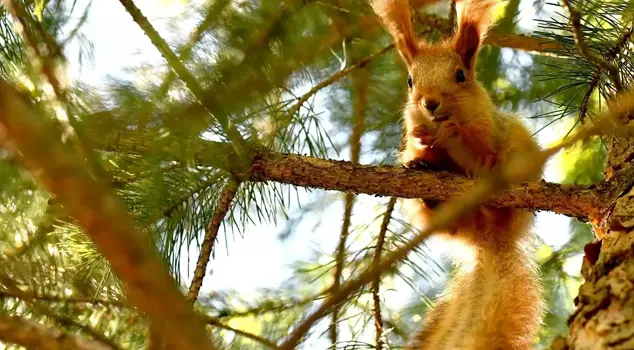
[
  {"xmin": 96, "ymin": 128, "xmax": 607, "ymax": 218},
  {"xmin": 249, "ymin": 152, "xmax": 606, "ymax": 219},
  {"xmin": 187, "ymin": 180, "xmax": 240, "ymax": 303},
  {"xmin": 566, "ymin": 115, "xmax": 634, "ymax": 347}
]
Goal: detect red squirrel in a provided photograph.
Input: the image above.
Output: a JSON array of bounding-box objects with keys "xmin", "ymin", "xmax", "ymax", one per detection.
[{"xmin": 370, "ymin": 0, "xmax": 544, "ymax": 349}]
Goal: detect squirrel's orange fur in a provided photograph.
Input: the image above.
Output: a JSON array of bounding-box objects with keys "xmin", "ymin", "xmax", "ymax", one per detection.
[{"xmin": 371, "ymin": 0, "xmax": 544, "ymax": 349}]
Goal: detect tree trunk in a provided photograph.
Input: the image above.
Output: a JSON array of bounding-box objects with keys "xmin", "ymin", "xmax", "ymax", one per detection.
[{"xmin": 567, "ymin": 111, "xmax": 634, "ymax": 349}]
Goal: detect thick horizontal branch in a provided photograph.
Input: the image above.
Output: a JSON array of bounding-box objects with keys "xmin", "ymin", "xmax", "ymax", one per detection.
[
  {"xmin": 248, "ymin": 152, "xmax": 604, "ymax": 219},
  {"xmin": 0, "ymin": 315, "xmax": 113, "ymax": 350},
  {"xmin": 0, "ymin": 289, "xmax": 128, "ymax": 308},
  {"xmin": 98, "ymin": 130, "xmax": 605, "ymax": 218}
]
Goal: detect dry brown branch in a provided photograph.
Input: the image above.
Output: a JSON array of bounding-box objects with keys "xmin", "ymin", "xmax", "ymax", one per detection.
[
  {"xmin": 0, "ymin": 81, "xmax": 217, "ymax": 350},
  {"xmin": 578, "ymin": 27, "xmax": 633, "ymax": 124},
  {"xmin": 372, "ymin": 197, "xmax": 396, "ymax": 350},
  {"xmin": 206, "ymin": 316, "xmax": 279, "ymax": 349},
  {"xmin": 330, "ymin": 66, "xmax": 368, "ymax": 345},
  {"xmin": 560, "ymin": 0, "xmax": 623, "ymax": 90},
  {"xmin": 187, "ymin": 180, "xmax": 240, "ymax": 303},
  {"xmin": 277, "ymin": 96, "xmax": 626, "ymax": 349},
  {"xmin": 97, "ymin": 126, "xmax": 607, "ymax": 218},
  {"xmin": 117, "ymin": 0, "xmax": 247, "ymax": 160},
  {"xmin": 249, "ymin": 153, "xmax": 605, "ymax": 218},
  {"xmin": 0, "ymin": 315, "xmax": 114, "ymax": 350},
  {"xmin": 580, "ymin": 68, "xmax": 602, "ymax": 124}
]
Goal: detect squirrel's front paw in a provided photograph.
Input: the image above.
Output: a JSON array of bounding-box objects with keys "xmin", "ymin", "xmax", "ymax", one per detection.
[
  {"xmin": 433, "ymin": 119, "xmax": 461, "ymax": 147},
  {"xmin": 410, "ymin": 124, "xmax": 436, "ymax": 147},
  {"xmin": 402, "ymin": 158, "xmax": 438, "ymax": 170}
]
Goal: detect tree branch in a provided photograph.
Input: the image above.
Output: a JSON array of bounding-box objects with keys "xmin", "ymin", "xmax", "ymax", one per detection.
[
  {"xmin": 560, "ymin": 0, "xmax": 623, "ymax": 90},
  {"xmin": 0, "ymin": 315, "xmax": 114, "ymax": 350},
  {"xmin": 372, "ymin": 197, "xmax": 396, "ymax": 350},
  {"xmin": 95, "ymin": 126, "xmax": 609, "ymax": 219},
  {"xmin": 248, "ymin": 152, "xmax": 605, "ymax": 219},
  {"xmin": 413, "ymin": 12, "xmax": 563, "ymax": 55},
  {"xmin": 117, "ymin": 0, "xmax": 248, "ymax": 160},
  {"xmin": 157, "ymin": 0, "xmax": 231, "ymax": 95},
  {"xmin": 0, "ymin": 82, "xmax": 216, "ymax": 350},
  {"xmin": 187, "ymin": 180, "xmax": 240, "ymax": 303},
  {"xmin": 206, "ymin": 316, "xmax": 279, "ymax": 349},
  {"xmin": 330, "ymin": 64, "xmax": 368, "ymax": 345}
]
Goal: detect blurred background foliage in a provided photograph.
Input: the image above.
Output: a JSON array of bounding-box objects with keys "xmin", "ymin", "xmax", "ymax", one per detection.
[{"xmin": 0, "ymin": 0, "xmax": 630, "ymax": 349}]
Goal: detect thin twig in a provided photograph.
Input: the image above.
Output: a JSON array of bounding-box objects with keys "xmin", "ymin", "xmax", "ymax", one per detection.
[
  {"xmin": 560, "ymin": 0, "xmax": 623, "ymax": 90},
  {"xmin": 206, "ymin": 316, "xmax": 279, "ymax": 349},
  {"xmin": 0, "ymin": 80, "xmax": 217, "ymax": 350},
  {"xmin": 117, "ymin": 0, "xmax": 247, "ymax": 160},
  {"xmin": 280, "ymin": 44, "xmax": 392, "ymax": 140},
  {"xmin": 187, "ymin": 180, "xmax": 240, "ymax": 303},
  {"xmin": 372, "ymin": 197, "xmax": 396, "ymax": 350},
  {"xmin": 578, "ymin": 27, "xmax": 633, "ymax": 123},
  {"xmin": 140, "ymin": 176, "xmax": 222, "ymax": 231},
  {"xmin": 277, "ymin": 92, "xmax": 629, "ymax": 350},
  {"xmin": 580, "ymin": 68, "xmax": 601, "ymax": 123},
  {"xmin": 330, "ymin": 66, "xmax": 368, "ymax": 345},
  {"xmin": 49, "ymin": 313, "xmax": 123, "ymax": 350}
]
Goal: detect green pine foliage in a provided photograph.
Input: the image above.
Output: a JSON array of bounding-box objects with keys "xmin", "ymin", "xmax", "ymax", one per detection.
[{"xmin": 0, "ymin": 0, "xmax": 631, "ymax": 348}]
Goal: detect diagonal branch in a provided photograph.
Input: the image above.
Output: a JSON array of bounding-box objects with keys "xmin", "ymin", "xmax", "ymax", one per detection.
[
  {"xmin": 117, "ymin": 0, "xmax": 248, "ymax": 160},
  {"xmin": 187, "ymin": 180, "xmax": 240, "ymax": 303},
  {"xmin": 157, "ymin": 0, "xmax": 231, "ymax": 96},
  {"xmin": 206, "ymin": 316, "xmax": 279, "ymax": 349},
  {"xmin": 372, "ymin": 197, "xmax": 396, "ymax": 350},
  {"xmin": 0, "ymin": 81, "xmax": 217, "ymax": 349},
  {"xmin": 97, "ymin": 126, "xmax": 608, "ymax": 218},
  {"xmin": 330, "ymin": 66, "xmax": 368, "ymax": 345},
  {"xmin": 560, "ymin": 0, "xmax": 623, "ymax": 90},
  {"xmin": 0, "ymin": 315, "xmax": 114, "ymax": 350}
]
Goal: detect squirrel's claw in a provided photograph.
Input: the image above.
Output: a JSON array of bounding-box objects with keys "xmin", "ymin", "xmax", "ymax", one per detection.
[
  {"xmin": 433, "ymin": 119, "xmax": 461, "ymax": 147},
  {"xmin": 410, "ymin": 125, "xmax": 436, "ymax": 147},
  {"xmin": 403, "ymin": 158, "xmax": 437, "ymax": 170}
]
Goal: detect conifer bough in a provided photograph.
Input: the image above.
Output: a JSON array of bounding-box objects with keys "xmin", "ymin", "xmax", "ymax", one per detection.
[
  {"xmin": 99, "ymin": 128, "xmax": 609, "ymax": 219},
  {"xmin": 0, "ymin": 315, "xmax": 114, "ymax": 350},
  {"xmin": 0, "ymin": 83, "xmax": 218, "ymax": 350}
]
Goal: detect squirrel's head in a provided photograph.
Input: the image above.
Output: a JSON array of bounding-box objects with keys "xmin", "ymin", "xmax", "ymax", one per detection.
[{"xmin": 371, "ymin": 0, "xmax": 496, "ymax": 124}]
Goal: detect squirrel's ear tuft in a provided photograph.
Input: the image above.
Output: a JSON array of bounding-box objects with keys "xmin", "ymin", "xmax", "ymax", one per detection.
[
  {"xmin": 452, "ymin": 0, "xmax": 495, "ymax": 70},
  {"xmin": 371, "ymin": 0, "xmax": 418, "ymax": 65}
]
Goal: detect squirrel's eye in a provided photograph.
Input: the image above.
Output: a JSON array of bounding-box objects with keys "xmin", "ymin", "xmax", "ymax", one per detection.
[
  {"xmin": 456, "ymin": 69, "xmax": 466, "ymax": 83},
  {"xmin": 407, "ymin": 76, "xmax": 413, "ymax": 88}
]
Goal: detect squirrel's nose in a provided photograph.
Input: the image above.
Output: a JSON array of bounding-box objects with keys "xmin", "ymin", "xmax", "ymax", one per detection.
[{"xmin": 424, "ymin": 98, "xmax": 440, "ymax": 112}]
